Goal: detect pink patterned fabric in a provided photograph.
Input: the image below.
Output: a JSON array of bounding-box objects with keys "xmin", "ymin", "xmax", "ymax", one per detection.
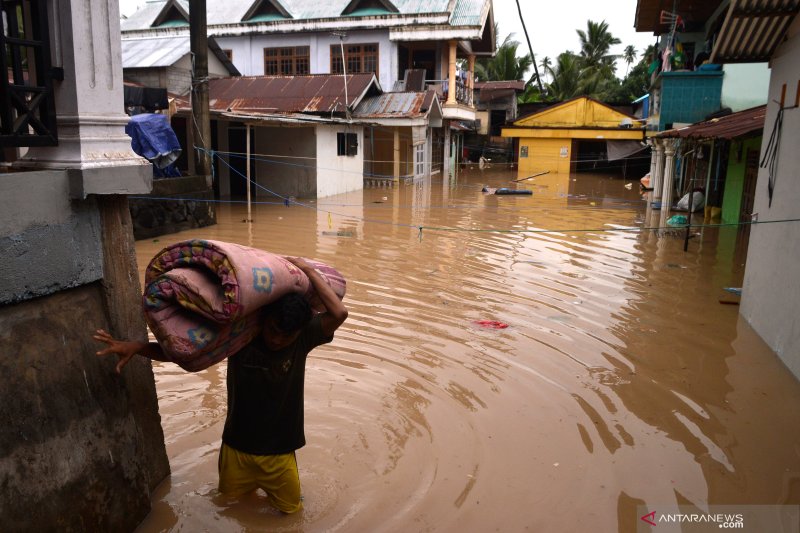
[{"xmin": 142, "ymin": 239, "xmax": 346, "ymax": 372}]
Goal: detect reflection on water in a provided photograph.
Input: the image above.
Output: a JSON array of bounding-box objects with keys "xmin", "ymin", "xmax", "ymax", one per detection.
[{"xmin": 134, "ymin": 169, "xmax": 800, "ymax": 532}]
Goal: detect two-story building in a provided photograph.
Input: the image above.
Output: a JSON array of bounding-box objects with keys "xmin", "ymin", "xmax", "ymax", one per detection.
[
  {"xmin": 634, "ymin": 0, "xmax": 771, "ymax": 211},
  {"xmin": 120, "ymin": 0, "xmax": 495, "ymax": 193}
]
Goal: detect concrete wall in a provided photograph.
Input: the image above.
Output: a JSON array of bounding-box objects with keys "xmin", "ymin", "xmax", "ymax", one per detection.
[
  {"xmin": 721, "ymin": 63, "xmax": 770, "ymax": 112},
  {"xmin": 253, "ymin": 126, "xmax": 317, "ymax": 198},
  {"xmin": 316, "ymin": 125, "xmax": 365, "ymax": 197},
  {"xmin": 129, "ymin": 175, "xmax": 217, "ymax": 240},
  {"xmin": 0, "ymin": 171, "xmax": 169, "ymax": 531},
  {"xmin": 215, "ymin": 29, "xmax": 396, "ymax": 90},
  {"xmin": 740, "ymin": 22, "xmax": 800, "ymax": 380},
  {"xmin": 517, "ymin": 137, "xmax": 572, "ymax": 175},
  {"xmin": 125, "ymin": 52, "xmax": 229, "ymax": 96},
  {"xmin": 0, "ymin": 171, "xmax": 103, "ymax": 303}
]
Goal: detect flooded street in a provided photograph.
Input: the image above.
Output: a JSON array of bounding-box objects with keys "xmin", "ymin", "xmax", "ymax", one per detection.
[{"xmin": 133, "ymin": 168, "xmax": 800, "ymax": 532}]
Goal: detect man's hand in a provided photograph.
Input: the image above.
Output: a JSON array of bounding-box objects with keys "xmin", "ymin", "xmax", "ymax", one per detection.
[
  {"xmin": 286, "ymin": 256, "xmax": 313, "ymax": 272},
  {"xmin": 93, "ymin": 329, "xmax": 154, "ymax": 374},
  {"xmin": 286, "ymin": 256, "xmax": 348, "ymax": 336}
]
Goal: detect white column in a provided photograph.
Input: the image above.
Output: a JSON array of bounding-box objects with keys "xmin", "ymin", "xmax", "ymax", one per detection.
[
  {"xmin": 661, "ymin": 139, "xmax": 677, "ymax": 209},
  {"xmin": 651, "ymin": 139, "xmax": 665, "ymax": 203},
  {"xmin": 648, "ymin": 139, "xmax": 658, "ymax": 185},
  {"xmin": 16, "ymin": 0, "xmax": 146, "ymax": 169},
  {"xmin": 15, "ymin": 0, "xmax": 149, "ymax": 189}
]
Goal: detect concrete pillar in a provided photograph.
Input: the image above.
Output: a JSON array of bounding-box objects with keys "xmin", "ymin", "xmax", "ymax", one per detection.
[
  {"xmin": 442, "ymin": 121, "xmax": 451, "ymax": 177},
  {"xmin": 447, "ymin": 41, "xmax": 457, "ymax": 105},
  {"xmin": 648, "ymin": 139, "xmax": 658, "ymax": 185},
  {"xmin": 393, "ymin": 128, "xmax": 400, "ymax": 180},
  {"xmin": 15, "ymin": 0, "xmax": 150, "ymax": 190},
  {"xmin": 661, "ymin": 139, "xmax": 677, "ymax": 209},
  {"xmin": 651, "ymin": 139, "xmax": 665, "ymax": 204}
]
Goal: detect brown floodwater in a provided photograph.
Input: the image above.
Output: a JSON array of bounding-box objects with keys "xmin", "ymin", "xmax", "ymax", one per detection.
[{"xmin": 133, "ymin": 168, "xmax": 800, "ymax": 532}]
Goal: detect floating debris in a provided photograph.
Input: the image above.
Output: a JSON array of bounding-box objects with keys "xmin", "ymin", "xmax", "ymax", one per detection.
[{"xmin": 322, "ymin": 231, "xmax": 354, "ymax": 237}]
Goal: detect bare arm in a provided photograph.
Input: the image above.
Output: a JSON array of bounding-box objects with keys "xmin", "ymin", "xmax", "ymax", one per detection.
[
  {"xmin": 93, "ymin": 329, "xmax": 168, "ymax": 374},
  {"xmin": 287, "ymin": 257, "xmax": 348, "ymax": 337}
]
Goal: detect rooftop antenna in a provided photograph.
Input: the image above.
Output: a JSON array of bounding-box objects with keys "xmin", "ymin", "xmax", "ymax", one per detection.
[{"xmin": 331, "ymin": 31, "xmax": 351, "ymax": 120}]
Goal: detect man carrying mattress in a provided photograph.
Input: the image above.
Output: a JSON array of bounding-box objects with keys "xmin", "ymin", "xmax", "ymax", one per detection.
[{"xmin": 93, "ymin": 256, "xmax": 348, "ymax": 514}]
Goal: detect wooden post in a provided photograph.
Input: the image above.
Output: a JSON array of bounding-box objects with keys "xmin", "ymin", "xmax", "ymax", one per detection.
[
  {"xmin": 393, "ymin": 128, "xmax": 400, "ymax": 180},
  {"xmin": 190, "ymin": 0, "xmax": 212, "ymax": 182},
  {"xmin": 96, "ymin": 195, "xmax": 170, "ymax": 490},
  {"xmin": 447, "ymin": 41, "xmax": 457, "ymax": 105}
]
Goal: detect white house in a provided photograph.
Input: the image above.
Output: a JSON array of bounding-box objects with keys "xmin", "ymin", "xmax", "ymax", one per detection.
[
  {"xmin": 710, "ymin": 1, "xmax": 800, "ymax": 379},
  {"xmin": 121, "ymin": 0, "xmax": 495, "ymax": 179}
]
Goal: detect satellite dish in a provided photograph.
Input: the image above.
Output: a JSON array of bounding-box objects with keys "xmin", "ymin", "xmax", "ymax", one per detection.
[{"xmin": 619, "ymin": 118, "xmax": 633, "ymax": 129}]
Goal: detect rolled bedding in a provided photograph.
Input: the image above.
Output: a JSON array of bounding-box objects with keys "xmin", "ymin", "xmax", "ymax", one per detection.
[{"xmin": 142, "ymin": 239, "xmax": 346, "ymax": 372}]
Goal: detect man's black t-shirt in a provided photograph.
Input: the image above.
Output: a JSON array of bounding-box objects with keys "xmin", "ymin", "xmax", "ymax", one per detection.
[{"xmin": 222, "ymin": 315, "xmax": 332, "ymax": 455}]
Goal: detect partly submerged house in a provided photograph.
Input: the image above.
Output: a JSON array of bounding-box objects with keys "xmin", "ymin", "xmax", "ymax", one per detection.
[
  {"xmin": 120, "ymin": 0, "xmax": 496, "ymax": 178},
  {"xmin": 121, "ymin": 34, "xmax": 239, "ymax": 97},
  {"xmin": 500, "ymin": 96, "xmax": 647, "ymax": 176},
  {"xmin": 655, "ymin": 105, "xmax": 766, "ymax": 225},
  {"xmin": 169, "ymin": 73, "xmax": 442, "ymax": 199}
]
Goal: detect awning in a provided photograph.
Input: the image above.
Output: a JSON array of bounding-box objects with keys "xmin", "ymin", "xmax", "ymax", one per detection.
[
  {"xmin": 656, "ymin": 105, "xmax": 766, "ymax": 139},
  {"xmin": 606, "ymin": 140, "xmax": 648, "ymax": 161},
  {"xmin": 710, "ymin": 0, "xmax": 800, "ymax": 63}
]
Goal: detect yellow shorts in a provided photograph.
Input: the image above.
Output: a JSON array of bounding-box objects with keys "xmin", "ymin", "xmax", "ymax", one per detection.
[{"xmin": 218, "ymin": 443, "xmax": 303, "ymax": 513}]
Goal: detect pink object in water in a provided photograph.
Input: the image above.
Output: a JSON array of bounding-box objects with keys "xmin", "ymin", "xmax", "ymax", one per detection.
[{"xmin": 473, "ymin": 320, "xmax": 509, "ymax": 329}]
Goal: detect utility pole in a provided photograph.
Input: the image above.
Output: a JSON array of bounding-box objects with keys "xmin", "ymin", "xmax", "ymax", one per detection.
[
  {"xmin": 190, "ymin": 0, "xmax": 212, "ymax": 182},
  {"xmin": 515, "ymin": 0, "xmax": 544, "ymax": 95}
]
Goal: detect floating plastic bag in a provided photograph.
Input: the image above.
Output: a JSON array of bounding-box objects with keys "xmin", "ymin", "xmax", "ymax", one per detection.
[{"xmin": 667, "ymin": 215, "xmax": 688, "ymax": 226}]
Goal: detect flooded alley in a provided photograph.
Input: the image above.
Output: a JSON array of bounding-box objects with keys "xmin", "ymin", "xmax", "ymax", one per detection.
[{"xmin": 133, "ymin": 168, "xmax": 800, "ymax": 532}]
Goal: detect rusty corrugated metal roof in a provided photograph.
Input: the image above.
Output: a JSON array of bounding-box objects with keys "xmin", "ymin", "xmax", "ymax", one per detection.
[
  {"xmin": 657, "ymin": 105, "xmax": 766, "ymax": 139},
  {"xmin": 195, "ymin": 74, "xmax": 378, "ymax": 115},
  {"xmin": 352, "ymin": 90, "xmax": 437, "ymax": 118}
]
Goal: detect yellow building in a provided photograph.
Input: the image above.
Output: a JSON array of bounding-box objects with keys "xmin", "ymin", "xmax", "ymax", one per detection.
[{"xmin": 501, "ymin": 96, "xmax": 645, "ymax": 176}]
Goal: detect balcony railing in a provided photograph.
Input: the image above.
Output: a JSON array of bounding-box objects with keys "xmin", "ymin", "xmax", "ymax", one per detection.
[
  {"xmin": 426, "ymin": 79, "xmax": 473, "ymax": 107},
  {"xmin": 1, "ymin": 0, "xmax": 58, "ymax": 147}
]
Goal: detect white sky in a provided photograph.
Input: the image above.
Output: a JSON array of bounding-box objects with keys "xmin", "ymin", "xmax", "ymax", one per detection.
[
  {"xmin": 118, "ymin": 0, "xmax": 657, "ymax": 75},
  {"xmin": 492, "ymin": 0, "xmax": 656, "ymax": 76}
]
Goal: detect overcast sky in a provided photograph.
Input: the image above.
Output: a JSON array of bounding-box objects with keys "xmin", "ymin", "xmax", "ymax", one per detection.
[
  {"xmin": 119, "ymin": 0, "xmax": 656, "ymax": 76},
  {"xmin": 492, "ymin": 0, "xmax": 656, "ymax": 76}
]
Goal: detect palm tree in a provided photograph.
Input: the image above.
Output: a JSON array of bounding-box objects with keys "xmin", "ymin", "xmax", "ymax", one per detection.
[
  {"xmin": 623, "ymin": 45, "xmax": 637, "ymax": 76},
  {"xmin": 545, "ymin": 52, "xmax": 583, "ymax": 101},
  {"xmin": 576, "ymin": 20, "xmax": 621, "ymax": 72},
  {"xmin": 474, "ymin": 33, "xmax": 532, "ymax": 82},
  {"xmin": 539, "ymin": 56, "xmax": 552, "ymax": 83}
]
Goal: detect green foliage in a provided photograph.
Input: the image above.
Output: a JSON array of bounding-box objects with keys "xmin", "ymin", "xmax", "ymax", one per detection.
[
  {"xmin": 513, "ymin": 19, "xmax": 653, "ymax": 104},
  {"xmin": 475, "ymin": 30, "xmax": 532, "ymax": 82}
]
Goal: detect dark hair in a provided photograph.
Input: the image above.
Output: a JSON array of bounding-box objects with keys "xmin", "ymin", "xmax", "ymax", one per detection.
[{"xmin": 263, "ymin": 293, "xmax": 312, "ymax": 333}]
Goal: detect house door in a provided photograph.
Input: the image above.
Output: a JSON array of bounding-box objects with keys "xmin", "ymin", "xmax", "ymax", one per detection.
[
  {"xmin": 227, "ymin": 126, "xmax": 255, "ymax": 199},
  {"xmin": 740, "ymin": 148, "xmax": 759, "ymax": 222},
  {"xmin": 735, "ymin": 148, "xmax": 760, "ymax": 261}
]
